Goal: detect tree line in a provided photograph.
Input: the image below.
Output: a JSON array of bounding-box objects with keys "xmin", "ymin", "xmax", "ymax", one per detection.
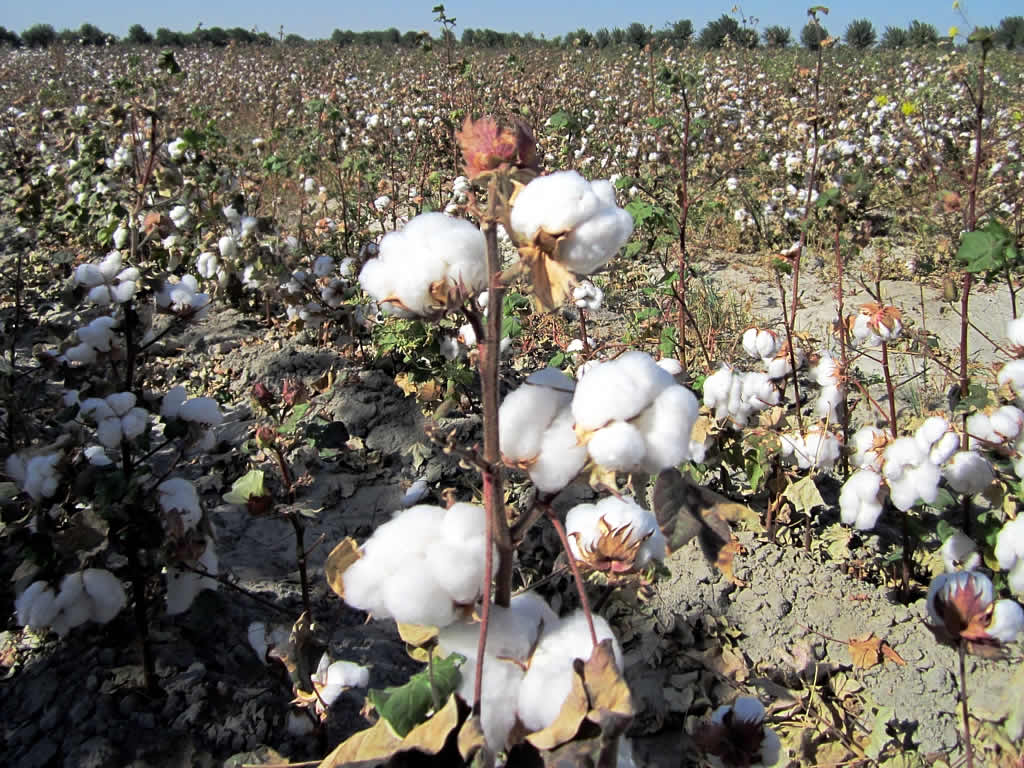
[{"xmin": 1, "ymin": 15, "xmax": 1022, "ymax": 52}]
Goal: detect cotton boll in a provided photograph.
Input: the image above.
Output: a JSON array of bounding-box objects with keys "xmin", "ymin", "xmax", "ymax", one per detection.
[
  {"xmin": 632, "ymin": 385, "xmax": 698, "ymax": 472},
  {"xmin": 889, "ymin": 460, "xmax": 941, "ymax": 511},
  {"xmin": 991, "ymin": 406, "xmax": 1024, "ymax": 443},
  {"xmin": 340, "ymin": 557, "xmax": 388, "ymax": 616},
  {"xmin": 162, "ymin": 386, "xmax": 188, "ymax": 420},
  {"xmin": 1008, "ymin": 317, "xmax": 1024, "ymax": 348},
  {"xmin": 475, "ymin": 658, "xmax": 526, "ymax": 750},
  {"xmin": 587, "ymin": 420, "xmax": 646, "ymax": 471},
  {"xmin": 656, "ymin": 358, "xmax": 683, "ymax": 376},
  {"xmin": 915, "ymin": 416, "xmax": 952, "ymax": 452},
  {"xmin": 428, "ymin": 535, "xmax": 493, "ymax": 605},
  {"xmin": 572, "ymin": 351, "xmax": 674, "ymax": 431},
  {"xmin": 882, "ymin": 437, "xmax": 925, "ymax": 482},
  {"xmin": 941, "ymin": 530, "xmax": 981, "ymax": 572},
  {"xmin": 499, "ymin": 375, "xmax": 573, "ymax": 462},
  {"xmin": 81, "ymin": 568, "xmax": 127, "ymax": 623},
  {"xmin": 839, "ymin": 469, "xmax": 885, "ymax": 530},
  {"xmin": 16, "ymin": 581, "xmax": 58, "ymax": 628},
  {"xmin": 739, "ymin": 371, "xmax": 780, "ymax": 414},
  {"xmin": 323, "ymin": 656, "xmax": 370, "ymax": 691},
  {"xmin": 851, "ymin": 426, "xmax": 888, "ymax": 470},
  {"xmin": 96, "ymin": 416, "xmax": 124, "ymax": 449},
  {"xmin": 944, "ymin": 451, "xmax": 994, "ymax": 495},
  {"xmin": 105, "ymin": 392, "xmax": 135, "ymax": 416},
  {"xmin": 998, "ymin": 360, "xmax": 1024, "ymax": 406},
  {"xmin": 517, "ymin": 611, "xmax": 621, "ymax": 732},
  {"xmin": 120, "ymin": 408, "xmax": 148, "ymax": 440},
  {"xmin": 382, "ymin": 558, "xmax": 456, "ymax": 627},
  {"xmin": 814, "ymin": 385, "xmax": 844, "ymax": 421},
  {"xmin": 809, "ymin": 351, "xmax": 840, "ymax": 387},
  {"xmin": 22, "ymin": 454, "xmax": 61, "ymax": 501},
  {"xmin": 529, "ymin": 408, "xmax": 588, "ymax": 492},
  {"xmin": 179, "ymin": 397, "xmax": 223, "ymax": 426},
  {"xmin": 166, "ymin": 539, "xmax": 218, "ymax": 615},
  {"xmin": 509, "ymin": 170, "xmax": 603, "ymax": 241},
  {"xmin": 995, "ymin": 516, "xmax": 1024, "ymax": 574},
  {"xmin": 703, "ymin": 365, "xmax": 735, "ymax": 420},
  {"xmin": 988, "ymin": 600, "xmax": 1024, "ymax": 643},
  {"xmin": 1010, "ymin": 560, "xmax": 1024, "ymax": 597},
  {"xmin": 361, "ymin": 505, "xmax": 445, "ymax": 568},
  {"xmin": 53, "ymin": 572, "xmax": 92, "ymax": 634},
  {"xmin": 966, "ymin": 411, "xmax": 998, "ymax": 445}
]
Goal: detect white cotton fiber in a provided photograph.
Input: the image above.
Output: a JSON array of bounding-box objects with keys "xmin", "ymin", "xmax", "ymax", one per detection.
[
  {"xmin": 441, "ymin": 503, "xmax": 488, "ymax": 544},
  {"xmin": 517, "ymin": 611, "xmax": 621, "ymax": 732},
  {"xmin": 383, "ymin": 559, "xmax": 456, "ymax": 627},
  {"xmin": 633, "ymin": 385, "xmax": 698, "ymax": 472},
  {"xmin": 81, "ymin": 568, "xmax": 127, "ymax": 623},
  {"xmin": 991, "ymin": 406, "xmax": 1024, "ymax": 442},
  {"xmin": 16, "ymin": 581, "xmax": 58, "ymax": 628},
  {"xmin": 941, "ymin": 530, "xmax": 980, "ymax": 572},
  {"xmin": 703, "ymin": 365, "xmax": 735, "ymax": 420},
  {"xmin": 814, "ymin": 385, "xmax": 845, "ymax": 421},
  {"xmin": 529, "ymin": 408, "xmax": 587, "ymax": 492},
  {"xmin": 499, "ymin": 377, "xmax": 572, "ymax": 461},
  {"xmin": 340, "ymin": 556, "xmax": 388, "ymax": 616},
  {"xmin": 510, "ymin": 170, "xmax": 602, "ymax": 240},
  {"xmin": 998, "ymin": 359, "xmax": 1024, "ymax": 407},
  {"xmin": 944, "ymin": 451, "xmax": 994, "ymax": 495},
  {"xmin": 888, "ymin": 460, "xmax": 941, "ymax": 511},
  {"xmin": 587, "ymin": 420, "xmax": 647, "ymax": 471},
  {"xmin": 180, "ymin": 397, "xmax": 224, "ymax": 426},
  {"xmin": 996, "ymin": 517, "xmax": 1024, "ymax": 573},
  {"xmin": 361, "ymin": 505, "xmax": 444, "ymax": 569},
  {"xmin": 839, "ymin": 469, "xmax": 885, "ymax": 530},
  {"xmin": 572, "ymin": 351, "xmax": 674, "ymax": 431},
  {"xmin": 851, "ymin": 426, "xmax": 888, "ymax": 470},
  {"xmin": 559, "ymin": 204, "xmax": 634, "ymax": 275},
  {"xmin": 427, "ymin": 536, "xmax": 491, "ymax": 605},
  {"xmin": 53, "ymin": 572, "xmax": 92, "ymax": 634}
]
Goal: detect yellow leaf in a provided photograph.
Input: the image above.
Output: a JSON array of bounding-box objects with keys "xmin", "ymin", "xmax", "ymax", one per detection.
[
  {"xmin": 324, "ymin": 537, "xmax": 361, "ymax": 599},
  {"xmin": 526, "ymin": 667, "xmax": 589, "ymax": 750}
]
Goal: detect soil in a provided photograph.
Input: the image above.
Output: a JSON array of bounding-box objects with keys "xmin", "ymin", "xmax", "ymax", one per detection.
[{"xmin": 2, "ymin": 255, "xmax": 1021, "ymax": 768}]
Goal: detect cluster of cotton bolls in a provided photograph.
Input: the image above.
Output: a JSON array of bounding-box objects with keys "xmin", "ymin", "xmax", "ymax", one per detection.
[
  {"xmin": 438, "ymin": 593, "xmax": 621, "ymax": 750},
  {"xmin": 15, "ymin": 568, "xmax": 127, "ymax": 636},
  {"xmin": 740, "ymin": 326, "xmax": 805, "ymax": 381},
  {"xmin": 780, "ymin": 425, "xmax": 841, "ymax": 471},
  {"xmin": 808, "ymin": 351, "xmax": 845, "ymax": 421},
  {"xmin": 509, "ymin": 170, "xmax": 634, "ymax": 275},
  {"xmin": 566, "ymin": 496, "xmax": 666, "ymax": 571},
  {"xmin": 443, "ymin": 175, "xmax": 472, "ymax": 215},
  {"xmin": 160, "ymin": 385, "xmax": 223, "ymax": 451},
  {"xmin": 64, "ymin": 315, "xmax": 119, "ymax": 365},
  {"xmin": 74, "ymin": 251, "xmax": 140, "ymax": 305},
  {"xmin": 840, "ymin": 415, "xmax": 998, "ymax": 530},
  {"xmin": 78, "ymin": 392, "xmax": 149, "ymax": 449},
  {"xmin": 341, "ymin": 503, "xmax": 495, "ymax": 627},
  {"xmin": 703, "ymin": 364, "xmax": 780, "ymax": 428},
  {"xmin": 358, "ymin": 212, "xmax": 486, "ymax": 318},
  {"xmin": 6, "ymin": 452, "xmax": 61, "ymax": 501}
]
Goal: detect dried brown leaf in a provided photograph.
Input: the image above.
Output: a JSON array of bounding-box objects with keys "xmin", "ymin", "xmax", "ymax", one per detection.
[{"xmin": 324, "ymin": 537, "xmax": 361, "ymax": 599}]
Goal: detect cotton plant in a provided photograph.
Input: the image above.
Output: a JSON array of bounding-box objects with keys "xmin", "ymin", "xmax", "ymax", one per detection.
[
  {"xmin": 15, "ymin": 568, "xmax": 127, "ymax": 636},
  {"xmin": 165, "ymin": 535, "xmax": 219, "ymax": 615},
  {"xmin": 696, "ymin": 696, "xmax": 783, "ymax": 768},
  {"xmin": 293, "ymin": 652, "xmax": 370, "ymax": 723},
  {"xmin": 155, "ymin": 275, "xmax": 211, "ymax": 320},
  {"xmin": 779, "ymin": 424, "xmax": 841, "ymax": 471},
  {"xmin": 79, "ymin": 392, "xmax": 148, "ymax": 450},
  {"xmin": 703, "ymin": 364, "xmax": 781, "ymax": 428},
  {"xmin": 63, "ymin": 315, "xmax": 120, "ymax": 365},
  {"xmin": 5, "ymin": 452, "xmax": 61, "ymax": 502},
  {"xmin": 848, "ymin": 302, "xmax": 902, "ymax": 346}
]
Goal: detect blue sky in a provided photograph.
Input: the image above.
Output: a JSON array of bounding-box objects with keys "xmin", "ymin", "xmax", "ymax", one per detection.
[{"xmin": 2, "ymin": 0, "xmax": 1009, "ymax": 41}]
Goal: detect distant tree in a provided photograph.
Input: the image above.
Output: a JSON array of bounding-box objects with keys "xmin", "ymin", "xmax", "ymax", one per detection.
[
  {"xmin": 610, "ymin": 27, "xmax": 626, "ymax": 45},
  {"xmin": 666, "ymin": 19, "xmax": 693, "ymax": 48},
  {"xmin": 594, "ymin": 27, "xmax": 611, "ymax": 48},
  {"xmin": 907, "ymin": 20, "xmax": 938, "ymax": 47},
  {"xmin": 0, "ymin": 26, "xmax": 22, "ymax": 47},
  {"xmin": 22, "ymin": 23, "xmax": 56, "ymax": 48},
  {"xmin": 880, "ymin": 25, "xmax": 908, "ymax": 49},
  {"xmin": 571, "ymin": 27, "xmax": 593, "ymax": 47},
  {"xmin": 126, "ymin": 24, "xmax": 153, "ymax": 44},
  {"xmin": 460, "ymin": 28, "xmax": 476, "ymax": 46},
  {"xmin": 698, "ymin": 14, "xmax": 756, "ymax": 49},
  {"xmin": 283, "ymin": 33, "xmax": 306, "ymax": 46},
  {"xmin": 155, "ymin": 27, "xmax": 186, "ymax": 47},
  {"xmin": 996, "ymin": 16, "xmax": 1024, "ymax": 49},
  {"xmin": 844, "ymin": 18, "xmax": 876, "ymax": 49},
  {"xmin": 626, "ymin": 22, "xmax": 650, "ymax": 47},
  {"xmin": 57, "ymin": 28, "xmax": 78, "ymax": 45},
  {"xmin": 384, "ymin": 27, "xmax": 400, "ymax": 45},
  {"xmin": 227, "ymin": 27, "xmax": 254, "ymax": 44},
  {"xmin": 801, "ymin": 21, "xmax": 829, "ymax": 50},
  {"xmin": 331, "ymin": 28, "xmax": 355, "ymax": 46},
  {"xmin": 762, "ymin": 25, "xmax": 791, "ymax": 48},
  {"xmin": 78, "ymin": 23, "xmax": 108, "ymax": 45}
]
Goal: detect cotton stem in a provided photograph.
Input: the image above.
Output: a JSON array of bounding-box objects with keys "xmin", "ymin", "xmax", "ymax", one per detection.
[{"xmin": 958, "ymin": 641, "xmax": 975, "ymax": 768}]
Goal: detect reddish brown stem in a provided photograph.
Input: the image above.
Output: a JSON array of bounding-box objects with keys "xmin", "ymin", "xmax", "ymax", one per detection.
[
  {"xmin": 548, "ymin": 512, "xmax": 598, "ymax": 648},
  {"xmin": 880, "ymin": 343, "xmax": 898, "ymax": 438},
  {"xmin": 834, "ymin": 223, "xmax": 851, "ymax": 476},
  {"xmin": 958, "ymin": 641, "xmax": 975, "ymax": 768}
]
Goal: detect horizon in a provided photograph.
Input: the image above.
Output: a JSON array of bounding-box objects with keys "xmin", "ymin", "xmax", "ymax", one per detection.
[{"xmin": 1, "ymin": 0, "xmax": 1013, "ymax": 44}]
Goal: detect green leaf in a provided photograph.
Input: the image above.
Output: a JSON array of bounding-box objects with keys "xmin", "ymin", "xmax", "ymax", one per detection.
[
  {"xmin": 278, "ymin": 402, "xmax": 310, "ymax": 435},
  {"xmin": 548, "ymin": 352, "xmax": 565, "ymax": 368},
  {"xmin": 223, "ymin": 469, "xmax": 266, "ymax": 504},
  {"xmin": 782, "ymin": 475, "xmax": 826, "ymax": 514},
  {"xmin": 955, "ymin": 220, "xmax": 1017, "ymax": 276},
  {"xmin": 866, "ymin": 705, "xmax": 895, "ymax": 759},
  {"xmin": 953, "ymin": 381, "xmax": 993, "ymax": 414},
  {"xmin": 367, "ymin": 654, "xmax": 462, "ymax": 737}
]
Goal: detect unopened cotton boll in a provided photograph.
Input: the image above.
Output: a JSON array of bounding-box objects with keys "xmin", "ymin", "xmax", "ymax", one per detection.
[
  {"xmin": 944, "ymin": 451, "xmax": 993, "ymax": 495},
  {"xmin": 572, "ymin": 351, "xmax": 674, "ymax": 431}
]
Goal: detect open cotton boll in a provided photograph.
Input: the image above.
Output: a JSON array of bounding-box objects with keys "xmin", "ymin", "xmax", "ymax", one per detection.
[
  {"xmin": 851, "ymin": 426, "xmax": 888, "ymax": 471},
  {"xmin": 52, "ymin": 572, "xmax": 93, "ymax": 635},
  {"xmin": 742, "ymin": 328, "xmax": 781, "ymax": 361},
  {"xmin": 529, "ymin": 408, "xmax": 588, "ymax": 492},
  {"xmin": 995, "ymin": 516, "xmax": 1024, "ymax": 589},
  {"xmin": 339, "ymin": 556, "xmax": 389, "ymax": 616},
  {"xmin": 657, "ymin": 357, "xmax": 683, "ymax": 376},
  {"xmin": 358, "ymin": 213, "xmax": 486, "ymax": 318},
  {"xmin": 572, "ymin": 351, "xmax": 674, "ymax": 431},
  {"xmin": 809, "ymin": 351, "xmax": 840, "ymax": 387},
  {"xmin": 740, "ymin": 371, "xmax": 780, "ymax": 413},
  {"xmin": 499, "ymin": 372, "xmax": 573, "ymax": 462},
  {"xmin": 941, "ymin": 530, "xmax": 981, "ymax": 572},
  {"xmin": 158, "ymin": 477, "xmax": 202, "ymax": 527},
  {"xmin": 991, "ymin": 406, "xmax": 1024, "ymax": 443},
  {"xmin": 21, "ymin": 453, "xmax": 61, "ymax": 501},
  {"xmin": 814, "ymin": 385, "xmax": 845, "ymax": 421},
  {"xmin": 427, "ymin": 535, "xmax": 493, "ymax": 605},
  {"xmin": 509, "ymin": 170, "xmax": 604, "ymax": 241},
  {"xmin": 765, "ymin": 346, "xmax": 805, "ymax": 380},
  {"xmin": 16, "ymin": 581, "xmax": 58, "ymax": 629},
  {"xmin": 566, "ymin": 496, "xmax": 666, "ymax": 568},
  {"xmin": 161, "ymin": 386, "xmax": 188, "ymax": 420},
  {"xmin": 517, "ymin": 611, "xmax": 621, "ymax": 732},
  {"xmin": 988, "ymin": 600, "xmax": 1024, "ymax": 643},
  {"xmin": 632, "ymin": 385, "xmax": 698, "ymax": 472},
  {"xmin": 1008, "ymin": 317, "xmax": 1024, "ymax": 348},
  {"xmin": 915, "ymin": 416, "xmax": 952, "ymax": 452},
  {"xmin": 361, "ymin": 505, "xmax": 446, "ymax": 567},
  {"xmin": 998, "ymin": 360, "xmax": 1024, "ymax": 406},
  {"xmin": 944, "ymin": 451, "xmax": 994, "ymax": 495},
  {"xmin": 166, "ymin": 538, "xmax": 218, "ymax": 615},
  {"xmin": 888, "ymin": 460, "xmax": 941, "ymax": 511},
  {"xmin": 781, "ymin": 427, "xmax": 841, "ymax": 470},
  {"xmin": 81, "ymin": 568, "xmax": 127, "ymax": 623},
  {"xmin": 839, "ymin": 469, "xmax": 885, "ymax": 530},
  {"xmin": 882, "ymin": 437, "xmax": 925, "ymax": 482},
  {"xmin": 179, "ymin": 397, "xmax": 223, "ymax": 426},
  {"xmin": 382, "ymin": 558, "xmax": 457, "ymax": 627},
  {"xmin": 107, "ymin": 391, "xmax": 137, "ymax": 416}
]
